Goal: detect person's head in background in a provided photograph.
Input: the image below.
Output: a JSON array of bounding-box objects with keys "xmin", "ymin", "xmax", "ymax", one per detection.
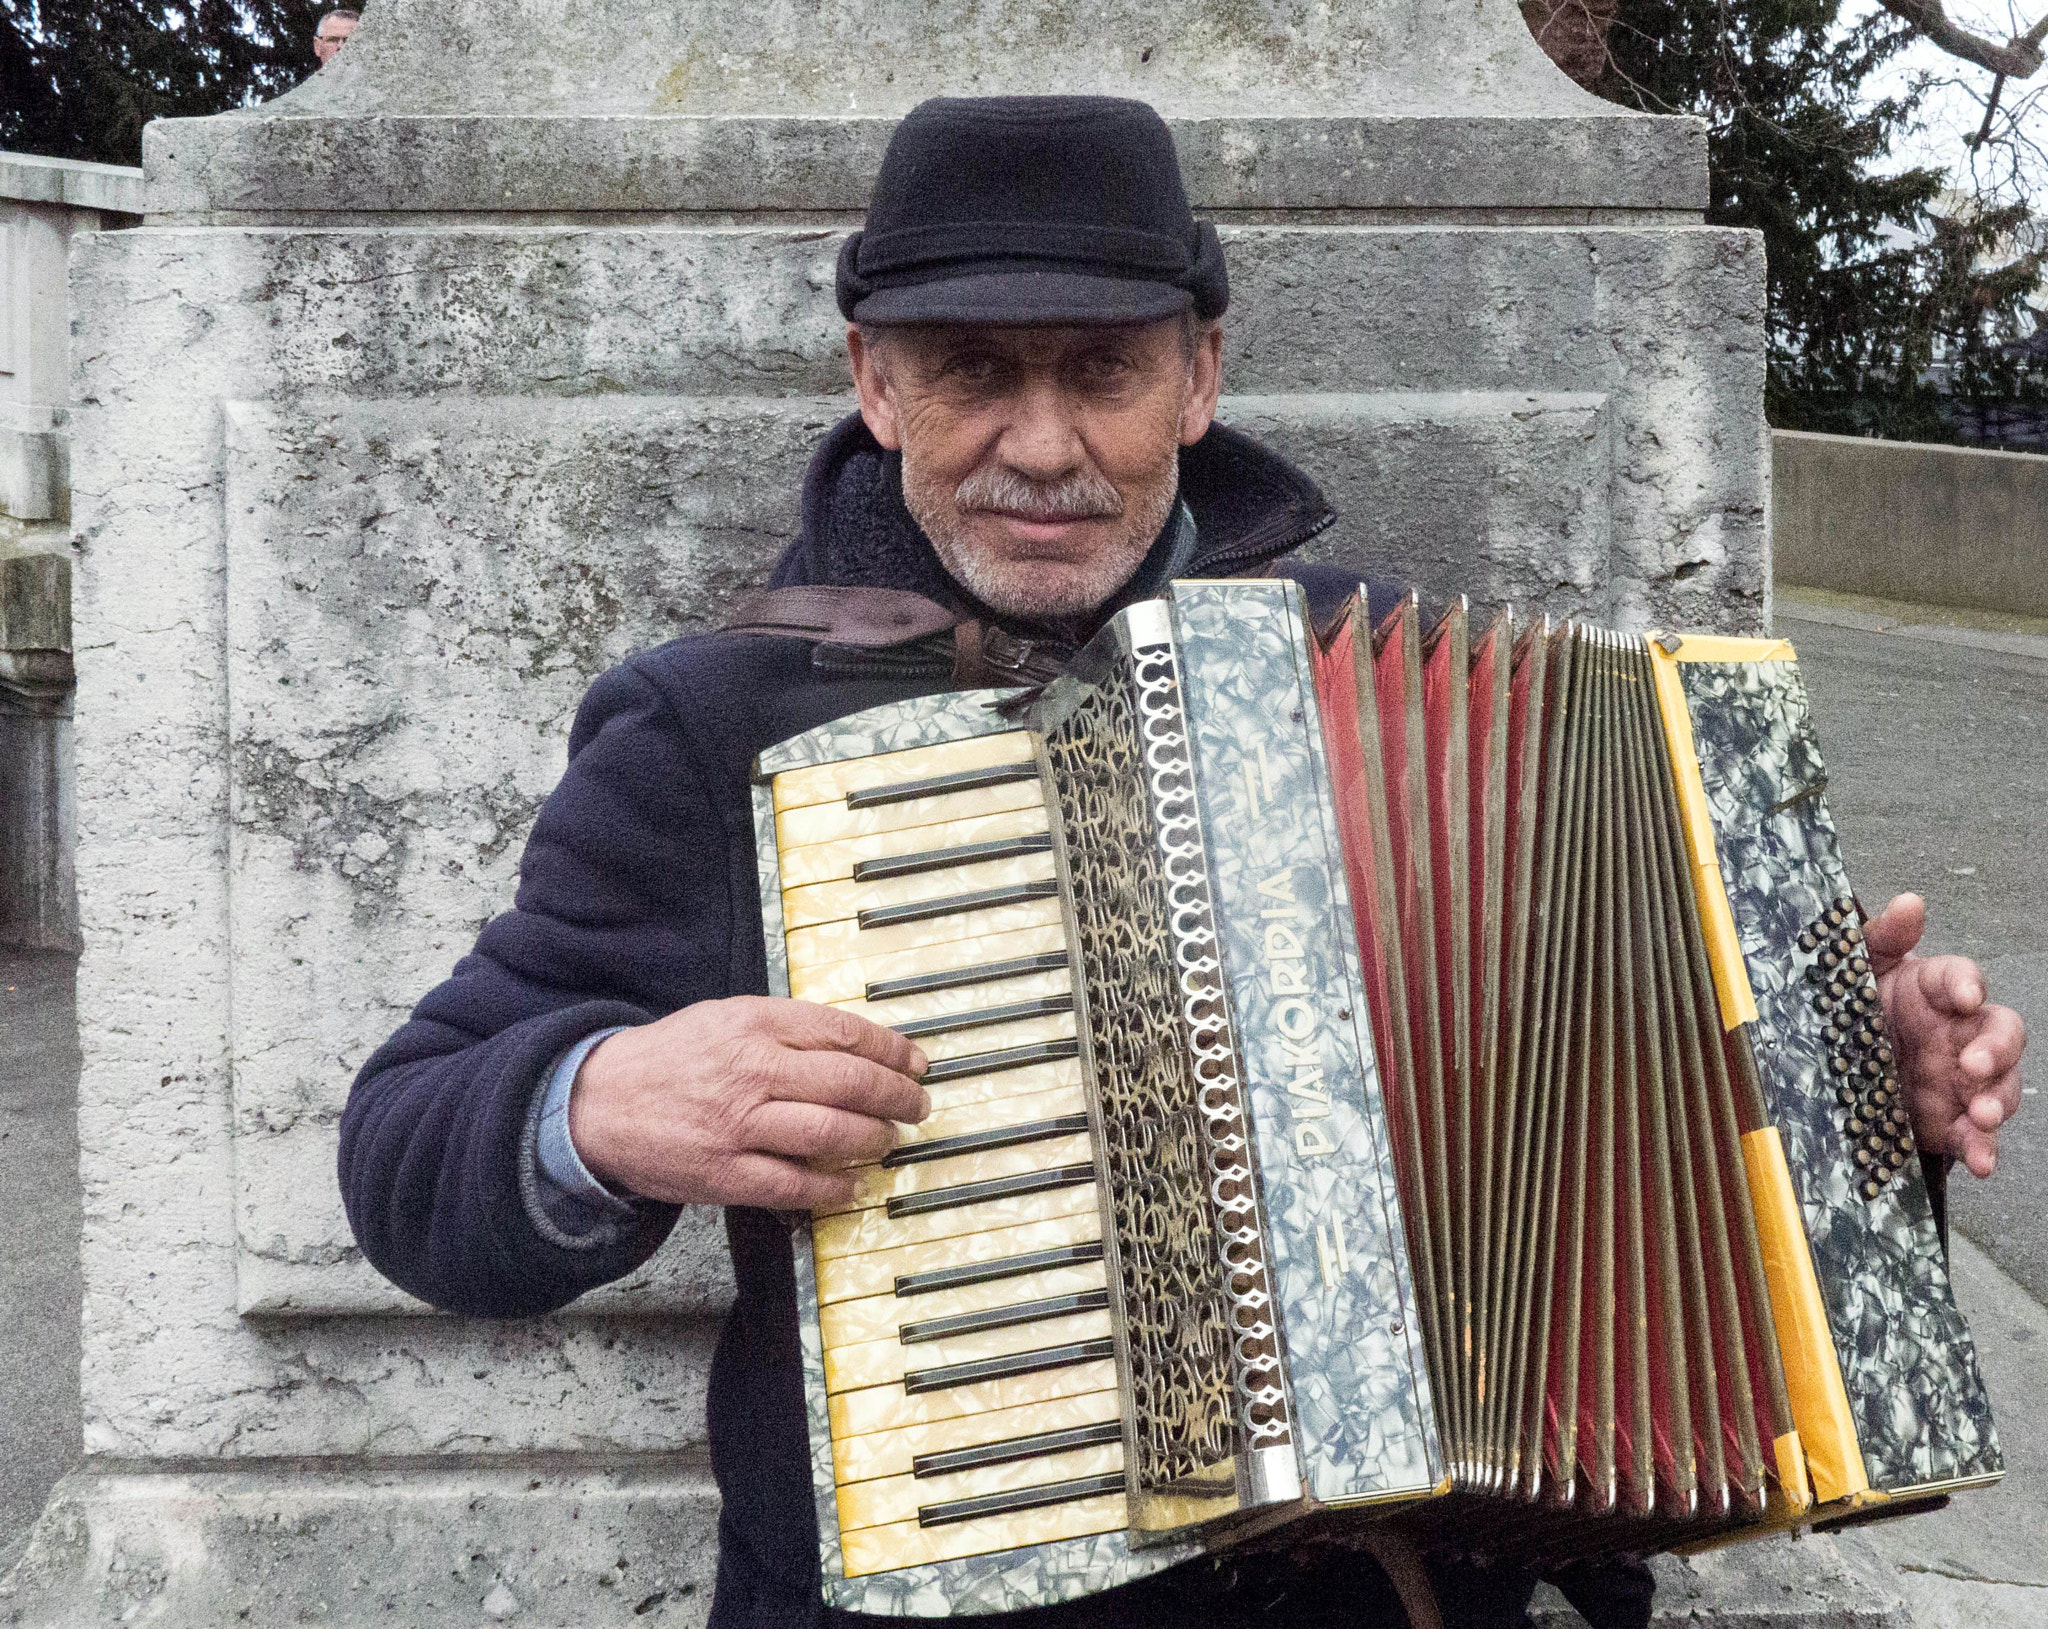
[{"xmin": 314, "ymin": 9, "xmax": 360, "ymax": 65}]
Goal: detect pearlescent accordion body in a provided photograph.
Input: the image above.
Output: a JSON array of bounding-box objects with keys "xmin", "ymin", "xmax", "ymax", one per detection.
[{"xmin": 752, "ymin": 582, "xmax": 1998, "ymax": 1616}]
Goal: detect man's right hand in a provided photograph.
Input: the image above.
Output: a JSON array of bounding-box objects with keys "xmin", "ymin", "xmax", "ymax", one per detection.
[{"xmin": 566, "ymin": 997, "xmax": 931, "ymax": 1210}]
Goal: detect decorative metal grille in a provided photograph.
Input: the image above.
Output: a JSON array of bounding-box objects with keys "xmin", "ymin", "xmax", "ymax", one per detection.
[{"xmin": 1044, "ymin": 640, "xmax": 1290, "ymax": 1491}]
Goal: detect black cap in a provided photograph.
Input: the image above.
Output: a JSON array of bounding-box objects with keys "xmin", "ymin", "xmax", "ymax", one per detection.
[{"xmin": 837, "ymin": 96, "xmax": 1228, "ymax": 327}]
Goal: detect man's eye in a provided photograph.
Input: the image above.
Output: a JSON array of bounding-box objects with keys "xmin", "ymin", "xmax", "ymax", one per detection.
[
  {"xmin": 942, "ymin": 355, "xmax": 1004, "ymax": 385},
  {"xmin": 1077, "ymin": 353, "xmax": 1135, "ymax": 384}
]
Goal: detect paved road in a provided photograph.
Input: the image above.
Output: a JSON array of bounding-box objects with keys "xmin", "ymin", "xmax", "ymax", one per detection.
[{"xmin": 0, "ymin": 952, "xmax": 79, "ymax": 1580}]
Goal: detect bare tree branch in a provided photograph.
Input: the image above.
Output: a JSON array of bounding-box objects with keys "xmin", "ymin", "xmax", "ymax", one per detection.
[
  {"xmin": 1970, "ymin": 72, "xmax": 2009, "ymax": 144},
  {"xmin": 1879, "ymin": 0, "xmax": 2048, "ymax": 80}
]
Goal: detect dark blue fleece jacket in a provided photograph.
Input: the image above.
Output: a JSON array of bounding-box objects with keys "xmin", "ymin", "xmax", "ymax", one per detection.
[{"xmin": 338, "ymin": 415, "xmax": 1415, "ymax": 1627}]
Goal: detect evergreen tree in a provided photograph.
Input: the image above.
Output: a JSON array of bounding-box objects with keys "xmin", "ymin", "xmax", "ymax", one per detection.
[
  {"xmin": 1, "ymin": 1, "xmax": 325, "ymax": 169},
  {"xmin": 1527, "ymin": 0, "xmax": 2045, "ymax": 440}
]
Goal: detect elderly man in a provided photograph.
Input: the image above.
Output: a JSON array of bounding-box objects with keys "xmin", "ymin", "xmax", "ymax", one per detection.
[
  {"xmin": 339, "ymin": 98, "xmax": 2025, "ymax": 1629},
  {"xmin": 313, "ymin": 8, "xmax": 358, "ymax": 65}
]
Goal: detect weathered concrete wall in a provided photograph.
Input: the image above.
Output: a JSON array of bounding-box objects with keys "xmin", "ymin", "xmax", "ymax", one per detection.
[
  {"xmin": 1775, "ymin": 429, "xmax": 2048, "ymax": 618},
  {"xmin": 0, "ymin": 1, "xmax": 1782, "ymax": 1623}
]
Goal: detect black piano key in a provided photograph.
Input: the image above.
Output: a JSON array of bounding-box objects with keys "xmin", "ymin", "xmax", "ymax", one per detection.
[
  {"xmin": 920, "ymin": 1038, "xmax": 1081, "ymax": 1085},
  {"xmin": 882, "ymin": 1113, "xmax": 1092, "ymax": 1170},
  {"xmin": 895, "ymin": 1240, "xmax": 1106, "ymax": 1299},
  {"xmin": 853, "ymin": 833, "xmax": 1054, "ymax": 883},
  {"xmin": 899, "ymin": 1288, "xmax": 1112, "ymax": 1346},
  {"xmin": 893, "ymin": 993, "xmax": 1074, "ymax": 1040},
  {"xmin": 917, "ymin": 1471, "xmax": 1127, "ymax": 1529},
  {"xmin": 886, "ymin": 1162, "xmax": 1097, "ymax": 1219},
  {"xmin": 911, "ymin": 1419, "xmax": 1123, "ymax": 1479},
  {"xmin": 865, "ymin": 950, "xmax": 1072, "ymax": 1004},
  {"xmin": 846, "ymin": 761, "xmax": 1042, "ymax": 810},
  {"xmin": 858, "ymin": 879, "xmax": 1058, "ymax": 930},
  {"xmin": 903, "ymin": 1337, "xmax": 1117, "ymax": 1396}
]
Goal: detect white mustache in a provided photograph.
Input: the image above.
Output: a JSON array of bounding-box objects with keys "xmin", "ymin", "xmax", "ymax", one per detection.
[{"xmin": 955, "ymin": 465, "xmax": 1124, "ymax": 522}]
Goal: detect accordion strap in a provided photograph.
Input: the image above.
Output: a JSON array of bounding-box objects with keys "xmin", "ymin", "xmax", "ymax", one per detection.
[
  {"xmin": 721, "ymin": 586, "xmax": 958, "ymax": 647},
  {"xmin": 721, "ymin": 585, "xmax": 1072, "ymax": 688},
  {"xmin": 723, "ymin": 559, "xmax": 1293, "ymax": 688},
  {"xmin": 1361, "ymin": 1530, "xmax": 1445, "ymax": 1629}
]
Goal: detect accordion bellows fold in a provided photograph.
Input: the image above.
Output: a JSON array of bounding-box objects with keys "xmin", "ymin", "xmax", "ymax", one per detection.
[
  {"xmin": 751, "ymin": 580, "xmax": 2002, "ymax": 1618},
  {"xmin": 1318, "ymin": 604, "xmax": 1804, "ymax": 1528}
]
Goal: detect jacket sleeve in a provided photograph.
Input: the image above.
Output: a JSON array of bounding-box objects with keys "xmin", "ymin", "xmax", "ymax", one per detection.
[{"xmin": 338, "ymin": 658, "xmax": 736, "ymax": 1318}]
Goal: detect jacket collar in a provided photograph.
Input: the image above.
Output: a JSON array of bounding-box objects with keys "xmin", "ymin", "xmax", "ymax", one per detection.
[{"xmin": 764, "ymin": 413, "xmax": 1335, "ymax": 645}]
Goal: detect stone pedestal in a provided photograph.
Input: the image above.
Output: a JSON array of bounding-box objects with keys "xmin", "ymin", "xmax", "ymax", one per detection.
[{"xmin": 1, "ymin": 2, "xmax": 1795, "ymax": 1623}]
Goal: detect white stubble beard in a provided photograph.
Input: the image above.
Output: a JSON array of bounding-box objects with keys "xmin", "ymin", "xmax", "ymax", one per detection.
[{"xmin": 900, "ymin": 438, "xmax": 1182, "ymax": 621}]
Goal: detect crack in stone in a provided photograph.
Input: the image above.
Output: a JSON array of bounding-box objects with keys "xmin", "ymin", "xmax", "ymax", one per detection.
[{"xmin": 1898, "ymin": 1564, "xmax": 2048, "ymax": 1589}]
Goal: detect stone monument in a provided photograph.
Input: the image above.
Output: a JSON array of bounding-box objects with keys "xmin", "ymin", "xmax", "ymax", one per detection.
[{"xmin": 1, "ymin": 1, "xmax": 1812, "ymax": 1622}]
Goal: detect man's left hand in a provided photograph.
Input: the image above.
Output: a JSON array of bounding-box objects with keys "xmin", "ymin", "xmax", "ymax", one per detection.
[{"xmin": 1866, "ymin": 893, "xmax": 2026, "ymax": 1177}]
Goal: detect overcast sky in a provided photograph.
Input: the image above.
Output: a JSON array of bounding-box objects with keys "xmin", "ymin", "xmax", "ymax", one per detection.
[{"xmin": 1852, "ymin": 0, "xmax": 2047, "ymax": 211}]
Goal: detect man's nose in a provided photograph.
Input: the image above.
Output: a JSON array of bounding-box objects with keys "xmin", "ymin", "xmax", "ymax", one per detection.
[{"xmin": 996, "ymin": 378, "xmax": 1086, "ymax": 479}]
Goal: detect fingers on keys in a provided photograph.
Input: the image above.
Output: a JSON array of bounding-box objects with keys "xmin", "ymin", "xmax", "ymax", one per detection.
[
  {"xmin": 747, "ymin": 1100, "xmax": 904, "ymax": 1166},
  {"xmin": 763, "ymin": 998, "xmax": 930, "ymax": 1079},
  {"xmin": 718, "ymin": 1150, "xmax": 860, "ymax": 1210},
  {"xmin": 769, "ymin": 1043, "xmax": 933, "ymax": 1127}
]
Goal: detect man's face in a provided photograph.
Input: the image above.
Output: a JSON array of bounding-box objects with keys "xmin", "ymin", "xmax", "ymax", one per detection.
[
  {"xmin": 847, "ymin": 318, "xmax": 1223, "ymax": 620},
  {"xmin": 313, "ymin": 14, "xmax": 356, "ymax": 64}
]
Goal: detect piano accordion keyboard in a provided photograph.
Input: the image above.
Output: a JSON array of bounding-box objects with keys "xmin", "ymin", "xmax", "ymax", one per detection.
[{"xmin": 773, "ymin": 730, "xmax": 1129, "ymax": 1576}]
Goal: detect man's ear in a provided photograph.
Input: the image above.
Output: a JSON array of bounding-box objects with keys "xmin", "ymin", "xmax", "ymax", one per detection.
[
  {"xmin": 847, "ymin": 325, "xmax": 904, "ymax": 451},
  {"xmin": 1178, "ymin": 320, "xmax": 1225, "ymax": 447}
]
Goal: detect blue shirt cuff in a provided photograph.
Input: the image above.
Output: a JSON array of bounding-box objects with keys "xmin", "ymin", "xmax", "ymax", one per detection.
[{"xmin": 533, "ymin": 1026, "xmax": 635, "ymax": 1217}]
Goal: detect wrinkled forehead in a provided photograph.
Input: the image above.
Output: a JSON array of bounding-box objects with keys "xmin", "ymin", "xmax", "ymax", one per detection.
[{"xmin": 866, "ymin": 318, "xmax": 1187, "ymax": 364}]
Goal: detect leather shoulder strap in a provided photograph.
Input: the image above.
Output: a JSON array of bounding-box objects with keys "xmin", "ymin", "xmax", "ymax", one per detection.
[
  {"xmin": 721, "ymin": 586, "xmax": 962, "ymax": 647},
  {"xmin": 722, "ymin": 558, "xmax": 1306, "ymax": 687},
  {"xmin": 721, "ymin": 584, "xmax": 1068, "ymax": 689}
]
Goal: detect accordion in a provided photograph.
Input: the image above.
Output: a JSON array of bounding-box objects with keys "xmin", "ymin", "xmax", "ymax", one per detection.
[{"xmin": 751, "ymin": 579, "xmax": 2001, "ymax": 1616}]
